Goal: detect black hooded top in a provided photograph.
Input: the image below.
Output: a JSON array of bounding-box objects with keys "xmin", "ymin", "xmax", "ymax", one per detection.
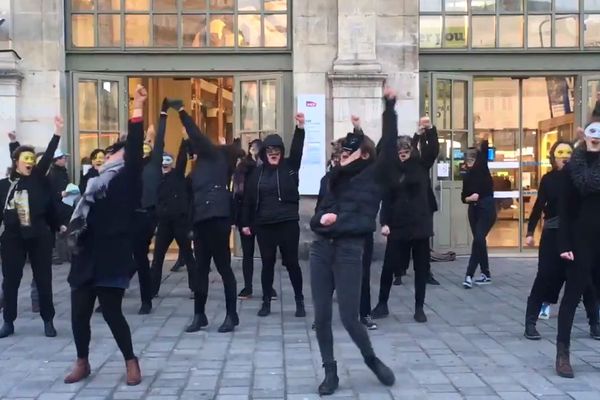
[{"xmin": 461, "ymin": 140, "xmax": 494, "ymax": 204}]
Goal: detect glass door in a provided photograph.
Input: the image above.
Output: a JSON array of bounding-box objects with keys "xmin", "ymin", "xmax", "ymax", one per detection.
[
  {"xmin": 582, "ymin": 75, "xmax": 600, "ymax": 123},
  {"xmin": 72, "ymin": 73, "xmax": 127, "ymax": 180},
  {"xmin": 431, "ymin": 74, "xmax": 473, "ymax": 254}
]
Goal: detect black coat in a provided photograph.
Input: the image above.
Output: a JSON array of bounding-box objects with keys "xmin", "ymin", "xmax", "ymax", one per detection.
[
  {"xmin": 68, "ymin": 118, "xmax": 144, "ymax": 288},
  {"xmin": 241, "ymin": 128, "xmax": 305, "ymax": 227},
  {"xmin": 232, "ymin": 155, "xmax": 259, "ymax": 226},
  {"xmin": 462, "ymin": 140, "xmax": 494, "ymax": 203},
  {"xmin": 412, "ymin": 128, "xmax": 439, "ymax": 213},
  {"xmin": 79, "ymin": 167, "xmax": 99, "ymax": 195},
  {"xmin": 157, "ymin": 140, "xmax": 191, "ymax": 220}
]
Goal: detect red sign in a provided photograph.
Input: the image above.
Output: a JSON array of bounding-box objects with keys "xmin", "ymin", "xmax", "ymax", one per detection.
[{"xmin": 306, "ymin": 101, "xmax": 317, "ymax": 107}]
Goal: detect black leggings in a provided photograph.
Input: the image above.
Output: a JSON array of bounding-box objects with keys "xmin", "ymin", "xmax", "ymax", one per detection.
[
  {"xmin": 239, "ymin": 229, "xmax": 256, "ymax": 290},
  {"xmin": 130, "ymin": 210, "xmax": 156, "ymax": 305},
  {"xmin": 360, "ymin": 234, "xmax": 374, "ymax": 318},
  {"xmin": 378, "ymin": 237, "xmax": 429, "ymax": 308},
  {"xmin": 466, "ymin": 198, "xmax": 497, "ymax": 278},
  {"xmin": 71, "ymin": 286, "xmax": 135, "ymax": 360},
  {"xmin": 255, "ymin": 221, "xmax": 303, "ymax": 301}
]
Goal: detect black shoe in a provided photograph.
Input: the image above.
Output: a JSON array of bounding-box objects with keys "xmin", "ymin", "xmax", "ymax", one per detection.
[
  {"xmin": 257, "ymin": 301, "xmax": 271, "ymax": 317},
  {"xmin": 231, "ymin": 312, "xmax": 240, "ymax": 326},
  {"xmin": 413, "ymin": 307, "xmax": 427, "ymax": 323},
  {"xmin": 590, "ymin": 323, "xmax": 600, "ymax": 340},
  {"xmin": 238, "ymin": 288, "xmax": 253, "ymax": 300},
  {"xmin": 0, "ymin": 322, "xmax": 14, "ymax": 338},
  {"xmin": 361, "ymin": 315, "xmax": 378, "ymax": 330},
  {"xmin": 218, "ymin": 314, "xmax": 237, "ymax": 333},
  {"xmin": 392, "ymin": 276, "xmax": 402, "ymax": 286},
  {"xmin": 318, "ymin": 361, "xmax": 339, "ymax": 396},
  {"xmin": 271, "ymin": 288, "xmax": 278, "ymax": 300},
  {"xmin": 170, "ymin": 263, "xmax": 184, "ymax": 272},
  {"xmin": 524, "ymin": 323, "xmax": 541, "ymax": 340},
  {"xmin": 185, "ymin": 313, "xmax": 208, "ymax": 333},
  {"xmin": 138, "ymin": 302, "xmax": 152, "ymax": 315},
  {"xmin": 95, "ymin": 305, "xmax": 102, "ymax": 313},
  {"xmin": 44, "ymin": 320, "xmax": 57, "ymax": 338},
  {"xmin": 427, "ymin": 275, "xmax": 441, "ymax": 285},
  {"xmin": 169, "ymin": 99, "xmax": 184, "ymax": 111},
  {"xmin": 365, "ymin": 356, "xmax": 395, "ymax": 386},
  {"xmin": 295, "ymin": 298, "xmax": 306, "ymax": 318},
  {"xmin": 371, "ymin": 303, "xmax": 389, "ymax": 320}
]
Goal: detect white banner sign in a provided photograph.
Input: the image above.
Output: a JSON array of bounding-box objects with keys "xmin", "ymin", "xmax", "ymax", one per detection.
[{"xmin": 297, "ymin": 94, "xmax": 326, "ymax": 195}]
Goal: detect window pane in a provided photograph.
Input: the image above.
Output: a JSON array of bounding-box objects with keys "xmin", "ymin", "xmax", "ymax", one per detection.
[
  {"xmin": 261, "ymin": 80, "xmax": 277, "ymax": 132},
  {"xmin": 100, "ymin": 81, "xmax": 119, "ymax": 131},
  {"xmin": 527, "ymin": 14, "xmax": 551, "ymax": 48},
  {"xmin": 209, "ymin": 15, "xmax": 234, "ymax": 46},
  {"xmin": 126, "ymin": 15, "xmax": 151, "ymax": 46},
  {"xmin": 472, "ymin": 16, "xmax": 496, "ymax": 48},
  {"xmin": 443, "ymin": 16, "xmax": 468, "ymax": 48},
  {"xmin": 126, "ymin": 0, "xmax": 150, "ymax": 10},
  {"xmin": 98, "ymin": 0, "xmax": 121, "ymax": 11},
  {"xmin": 241, "ymin": 81, "xmax": 259, "ymax": 131},
  {"xmin": 264, "ymin": 14, "xmax": 287, "ymax": 47},
  {"xmin": 471, "ymin": 0, "xmax": 496, "ymax": 12},
  {"xmin": 239, "ymin": 0, "xmax": 260, "ymax": 11},
  {"xmin": 182, "ymin": 15, "xmax": 207, "ymax": 47},
  {"xmin": 210, "ymin": 0, "xmax": 234, "ymax": 11},
  {"xmin": 154, "ymin": 0, "xmax": 177, "ymax": 10},
  {"xmin": 445, "ymin": 0, "xmax": 466, "ymax": 11},
  {"xmin": 238, "ymin": 15, "xmax": 262, "ymax": 47},
  {"xmin": 99, "ymin": 133, "xmax": 120, "ymax": 149},
  {"xmin": 153, "ymin": 14, "xmax": 177, "ymax": 46},
  {"xmin": 499, "ymin": 15, "xmax": 523, "ymax": 47},
  {"xmin": 555, "ymin": 0, "xmax": 578, "ymax": 11},
  {"xmin": 436, "ymin": 79, "xmax": 451, "ymax": 130},
  {"xmin": 452, "ymin": 81, "xmax": 467, "ymax": 130},
  {"xmin": 264, "ymin": 0, "xmax": 286, "ymax": 11},
  {"xmin": 555, "ymin": 15, "xmax": 579, "ymax": 47},
  {"xmin": 584, "ymin": 14, "xmax": 600, "ymax": 47},
  {"xmin": 499, "ymin": 0, "xmax": 523, "ymax": 12},
  {"xmin": 72, "ymin": 0, "xmax": 95, "ymax": 11},
  {"xmin": 585, "ymin": 0, "xmax": 600, "ymax": 11},
  {"xmin": 527, "ymin": 0, "xmax": 550, "ymax": 11},
  {"xmin": 98, "ymin": 14, "xmax": 121, "ymax": 47},
  {"xmin": 420, "ymin": 16, "xmax": 442, "ymax": 48},
  {"xmin": 72, "ymin": 15, "xmax": 95, "ymax": 47},
  {"xmin": 183, "ymin": 0, "xmax": 207, "ymax": 9},
  {"xmin": 78, "ymin": 81, "xmax": 98, "ymax": 131},
  {"xmin": 420, "ymin": 0, "xmax": 441, "ymax": 12},
  {"xmin": 80, "ymin": 133, "xmax": 100, "ymax": 161}
]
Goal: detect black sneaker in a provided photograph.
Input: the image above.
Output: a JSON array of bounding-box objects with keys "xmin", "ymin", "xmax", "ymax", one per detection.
[
  {"xmin": 413, "ymin": 307, "xmax": 427, "ymax": 323},
  {"xmin": 257, "ymin": 301, "xmax": 271, "ymax": 317},
  {"xmin": 365, "ymin": 356, "xmax": 395, "ymax": 386},
  {"xmin": 185, "ymin": 313, "xmax": 208, "ymax": 333},
  {"xmin": 44, "ymin": 320, "xmax": 57, "ymax": 338},
  {"xmin": 271, "ymin": 288, "xmax": 278, "ymax": 300},
  {"xmin": 371, "ymin": 303, "xmax": 389, "ymax": 320},
  {"xmin": 0, "ymin": 322, "xmax": 14, "ymax": 338},
  {"xmin": 393, "ymin": 276, "xmax": 402, "ymax": 286},
  {"xmin": 361, "ymin": 315, "xmax": 378, "ymax": 330},
  {"xmin": 138, "ymin": 302, "xmax": 152, "ymax": 315},
  {"xmin": 524, "ymin": 324, "xmax": 541, "ymax": 340},
  {"xmin": 238, "ymin": 288, "xmax": 253, "ymax": 300},
  {"xmin": 590, "ymin": 323, "xmax": 600, "ymax": 340}
]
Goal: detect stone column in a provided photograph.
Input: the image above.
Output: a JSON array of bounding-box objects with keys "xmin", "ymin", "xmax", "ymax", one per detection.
[{"xmin": 0, "ymin": 50, "xmax": 23, "ymax": 173}]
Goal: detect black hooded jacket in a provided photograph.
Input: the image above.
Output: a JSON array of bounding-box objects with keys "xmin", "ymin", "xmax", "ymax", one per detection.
[
  {"xmin": 157, "ymin": 139, "xmax": 192, "ymax": 221},
  {"xmin": 241, "ymin": 128, "xmax": 305, "ymax": 227}
]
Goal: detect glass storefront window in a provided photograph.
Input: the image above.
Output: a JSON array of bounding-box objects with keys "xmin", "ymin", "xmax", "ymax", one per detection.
[
  {"xmin": 586, "ymin": 0, "xmax": 600, "ymax": 11},
  {"xmin": 499, "ymin": 15, "xmax": 524, "ymax": 47},
  {"xmin": 499, "ymin": 0, "xmax": 523, "ymax": 12},
  {"xmin": 421, "ymin": 0, "xmax": 442, "ymax": 12},
  {"xmin": 472, "ymin": 16, "xmax": 496, "ymax": 48},
  {"xmin": 527, "ymin": 0, "xmax": 550, "ymax": 12},
  {"xmin": 72, "ymin": 0, "xmax": 94, "ymax": 11},
  {"xmin": 555, "ymin": 14, "xmax": 579, "ymax": 47},
  {"xmin": 209, "ymin": 15, "xmax": 234, "ymax": 46},
  {"xmin": 183, "ymin": 0, "xmax": 207, "ymax": 10},
  {"xmin": 182, "ymin": 15, "xmax": 207, "ymax": 47},
  {"xmin": 98, "ymin": 14, "xmax": 121, "ymax": 47},
  {"xmin": 241, "ymin": 81, "xmax": 259, "ymax": 131},
  {"xmin": 99, "ymin": 81, "xmax": 119, "ymax": 131},
  {"xmin": 125, "ymin": 15, "xmax": 151, "ymax": 47},
  {"xmin": 443, "ymin": 15, "xmax": 468, "ymax": 48},
  {"xmin": 238, "ymin": 15, "xmax": 262, "ymax": 47},
  {"xmin": 239, "ymin": 0, "xmax": 260, "ymax": 11},
  {"xmin": 154, "ymin": 0, "xmax": 177, "ymax": 11},
  {"xmin": 261, "ymin": 80, "xmax": 277, "ymax": 132},
  {"xmin": 471, "ymin": 0, "xmax": 496, "ymax": 12},
  {"xmin": 78, "ymin": 81, "xmax": 98, "ymax": 131},
  {"xmin": 153, "ymin": 14, "xmax": 178, "ymax": 47},
  {"xmin": 264, "ymin": 0, "xmax": 287, "ymax": 12},
  {"xmin": 555, "ymin": 0, "xmax": 579, "ymax": 12},
  {"xmin": 210, "ymin": 0, "xmax": 234, "ymax": 11},
  {"xmin": 420, "ymin": 16, "xmax": 443, "ymax": 48},
  {"xmin": 528, "ymin": 14, "xmax": 551, "ymax": 48},
  {"xmin": 72, "ymin": 14, "xmax": 95, "ymax": 47},
  {"xmin": 445, "ymin": 0, "xmax": 467, "ymax": 12},
  {"xmin": 126, "ymin": 0, "xmax": 150, "ymax": 11},
  {"xmin": 98, "ymin": 0, "xmax": 121, "ymax": 11},
  {"xmin": 264, "ymin": 14, "xmax": 287, "ymax": 47},
  {"xmin": 584, "ymin": 14, "xmax": 600, "ymax": 46}
]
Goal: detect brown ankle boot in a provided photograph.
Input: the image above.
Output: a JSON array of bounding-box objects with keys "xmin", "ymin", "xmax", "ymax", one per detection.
[
  {"xmin": 64, "ymin": 358, "xmax": 91, "ymax": 384},
  {"xmin": 125, "ymin": 357, "xmax": 142, "ymax": 386},
  {"xmin": 556, "ymin": 342, "xmax": 574, "ymax": 378}
]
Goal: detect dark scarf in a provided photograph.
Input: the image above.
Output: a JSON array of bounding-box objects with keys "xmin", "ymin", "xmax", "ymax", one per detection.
[
  {"xmin": 570, "ymin": 147, "xmax": 600, "ymax": 195},
  {"xmin": 329, "ymin": 158, "xmax": 372, "ymax": 193}
]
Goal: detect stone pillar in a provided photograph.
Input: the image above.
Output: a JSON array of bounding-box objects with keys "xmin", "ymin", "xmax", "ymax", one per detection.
[{"xmin": 0, "ymin": 50, "xmax": 23, "ymax": 173}]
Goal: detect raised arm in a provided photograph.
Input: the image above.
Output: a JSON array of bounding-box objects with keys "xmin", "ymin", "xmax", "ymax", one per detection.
[
  {"xmin": 380, "ymin": 89, "xmax": 399, "ymax": 161},
  {"xmin": 288, "ymin": 113, "xmax": 306, "ymax": 171},
  {"xmin": 476, "ymin": 139, "xmax": 489, "ymax": 169},
  {"xmin": 8, "ymin": 131, "xmax": 19, "ymax": 156},
  {"xmin": 175, "ymin": 139, "xmax": 189, "ymax": 176},
  {"xmin": 177, "ymin": 107, "xmax": 217, "ymax": 158},
  {"xmin": 37, "ymin": 116, "xmax": 64, "ymax": 175},
  {"xmin": 150, "ymin": 100, "xmax": 169, "ymax": 167},
  {"xmin": 419, "ymin": 123, "xmax": 440, "ymax": 170},
  {"xmin": 125, "ymin": 85, "xmax": 147, "ymax": 177}
]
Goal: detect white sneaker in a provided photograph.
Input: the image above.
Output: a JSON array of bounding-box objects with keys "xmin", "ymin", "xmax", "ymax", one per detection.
[
  {"xmin": 539, "ymin": 303, "xmax": 551, "ymax": 320},
  {"xmin": 463, "ymin": 276, "xmax": 473, "ymax": 289},
  {"xmin": 474, "ymin": 274, "xmax": 492, "ymax": 285}
]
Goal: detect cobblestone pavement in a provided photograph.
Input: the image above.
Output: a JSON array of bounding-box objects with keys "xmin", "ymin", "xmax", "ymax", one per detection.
[{"xmin": 0, "ymin": 257, "xmax": 599, "ymax": 399}]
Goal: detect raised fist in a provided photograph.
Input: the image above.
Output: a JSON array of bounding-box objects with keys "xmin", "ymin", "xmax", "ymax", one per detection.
[
  {"xmin": 351, "ymin": 115, "xmax": 361, "ymax": 128},
  {"xmin": 295, "ymin": 113, "xmax": 305, "ymax": 128},
  {"xmin": 133, "ymin": 85, "xmax": 148, "ymax": 109},
  {"xmin": 7, "ymin": 131, "xmax": 16, "ymax": 143},
  {"xmin": 54, "ymin": 116, "xmax": 64, "ymax": 136}
]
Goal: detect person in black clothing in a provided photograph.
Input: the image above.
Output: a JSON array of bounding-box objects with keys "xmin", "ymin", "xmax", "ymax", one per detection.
[
  {"xmin": 310, "ymin": 88, "xmax": 400, "ymax": 395},
  {"xmin": 554, "ymin": 120, "xmax": 600, "ymax": 378},
  {"xmin": 461, "ymin": 137, "xmax": 496, "ymax": 289},
  {"xmin": 79, "ymin": 149, "xmax": 105, "ymax": 194},
  {"xmin": 0, "ymin": 116, "xmax": 64, "ymax": 339},
  {"xmin": 175, "ymin": 101, "xmax": 241, "ymax": 333},
  {"xmin": 371, "ymin": 116, "xmax": 439, "ymax": 323},
  {"xmin": 48, "ymin": 149, "xmax": 72, "ymax": 265},
  {"xmin": 241, "ymin": 113, "xmax": 306, "ymax": 318},
  {"xmin": 64, "ymin": 85, "xmax": 147, "ymax": 386},
  {"xmin": 523, "ymin": 140, "xmax": 600, "ymax": 341},
  {"xmin": 149, "ymin": 108, "xmax": 197, "ymax": 298}
]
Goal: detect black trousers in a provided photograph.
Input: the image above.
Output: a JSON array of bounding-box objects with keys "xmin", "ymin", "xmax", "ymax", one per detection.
[
  {"xmin": 557, "ymin": 231, "xmax": 600, "ymax": 346},
  {"xmin": 239, "ymin": 228, "xmax": 256, "ymax": 291},
  {"xmin": 466, "ymin": 197, "xmax": 497, "ymax": 278},
  {"xmin": 1, "ymin": 231, "xmax": 55, "ymax": 323},
  {"xmin": 150, "ymin": 216, "xmax": 197, "ymax": 297},
  {"xmin": 193, "ymin": 218, "xmax": 237, "ymax": 315},
  {"xmin": 255, "ymin": 221, "xmax": 303, "ymax": 301},
  {"xmin": 360, "ymin": 234, "xmax": 374, "ymax": 318},
  {"xmin": 393, "ymin": 240, "xmax": 411, "ymax": 277},
  {"xmin": 130, "ymin": 209, "xmax": 156, "ymax": 305},
  {"xmin": 71, "ymin": 286, "xmax": 135, "ymax": 360},
  {"xmin": 378, "ymin": 237, "xmax": 430, "ymax": 308}
]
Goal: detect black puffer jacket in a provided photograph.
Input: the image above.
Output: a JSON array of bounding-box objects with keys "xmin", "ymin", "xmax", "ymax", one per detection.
[{"xmin": 241, "ymin": 128, "xmax": 305, "ymax": 227}]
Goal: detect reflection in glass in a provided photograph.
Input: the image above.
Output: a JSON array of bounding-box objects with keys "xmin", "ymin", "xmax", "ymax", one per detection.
[
  {"xmin": 444, "ymin": 0, "xmax": 467, "ymax": 12},
  {"xmin": 72, "ymin": 0, "xmax": 95, "ymax": 11},
  {"xmin": 264, "ymin": 0, "xmax": 287, "ymax": 11},
  {"xmin": 126, "ymin": 0, "xmax": 150, "ymax": 10},
  {"xmin": 80, "ymin": 133, "xmax": 100, "ymax": 163},
  {"xmin": 555, "ymin": 15, "xmax": 579, "ymax": 47},
  {"xmin": 420, "ymin": 0, "xmax": 441, "ymax": 12},
  {"xmin": 420, "ymin": 16, "xmax": 442, "ymax": 48},
  {"xmin": 453, "ymin": 81, "xmax": 467, "ymax": 130},
  {"xmin": 100, "ymin": 81, "xmax": 119, "ymax": 131},
  {"xmin": 238, "ymin": 0, "xmax": 260, "ymax": 11},
  {"xmin": 587, "ymin": 80, "xmax": 600, "ymax": 118},
  {"xmin": 241, "ymin": 81, "xmax": 259, "ymax": 131},
  {"xmin": 99, "ymin": 133, "xmax": 120, "ymax": 149},
  {"xmin": 586, "ymin": 0, "xmax": 600, "ymax": 11},
  {"xmin": 153, "ymin": 14, "xmax": 178, "ymax": 46},
  {"xmin": 72, "ymin": 15, "xmax": 95, "ymax": 47},
  {"xmin": 261, "ymin": 80, "xmax": 277, "ymax": 132},
  {"xmin": 182, "ymin": 15, "xmax": 207, "ymax": 47},
  {"xmin": 238, "ymin": 15, "xmax": 262, "ymax": 47},
  {"xmin": 264, "ymin": 14, "xmax": 287, "ymax": 47},
  {"xmin": 210, "ymin": 0, "xmax": 234, "ymax": 10},
  {"xmin": 126, "ymin": 15, "xmax": 151, "ymax": 46},
  {"xmin": 584, "ymin": 15, "xmax": 600, "ymax": 47},
  {"xmin": 436, "ymin": 130, "xmax": 452, "ymax": 182},
  {"xmin": 452, "ymin": 132, "xmax": 468, "ymax": 181},
  {"xmin": 527, "ymin": 0, "xmax": 550, "ymax": 11},
  {"xmin": 98, "ymin": 0, "xmax": 121, "ymax": 11},
  {"xmin": 555, "ymin": 0, "xmax": 579, "ymax": 11},
  {"xmin": 443, "ymin": 16, "xmax": 468, "ymax": 48},
  {"xmin": 499, "ymin": 0, "xmax": 523, "ymax": 12},
  {"xmin": 471, "ymin": 0, "xmax": 495, "ymax": 12},
  {"xmin": 183, "ymin": 0, "xmax": 207, "ymax": 9},
  {"xmin": 499, "ymin": 15, "xmax": 523, "ymax": 48},
  {"xmin": 472, "ymin": 16, "xmax": 496, "ymax": 48},
  {"xmin": 527, "ymin": 15, "xmax": 551, "ymax": 48},
  {"xmin": 209, "ymin": 15, "xmax": 234, "ymax": 46},
  {"xmin": 78, "ymin": 81, "xmax": 98, "ymax": 131},
  {"xmin": 436, "ymin": 79, "xmax": 451, "ymax": 131},
  {"xmin": 153, "ymin": 0, "xmax": 177, "ymax": 10},
  {"xmin": 98, "ymin": 14, "xmax": 121, "ymax": 47}
]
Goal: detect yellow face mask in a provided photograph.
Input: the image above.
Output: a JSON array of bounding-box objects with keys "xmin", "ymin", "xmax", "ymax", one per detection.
[
  {"xmin": 92, "ymin": 152, "xmax": 106, "ymax": 167},
  {"xmin": 143, "ymin": 144, "xmax": 152, "ymax": 158},
  {"xmin": 554, "ymin": 143, "xmax": 572, "ymax": 162},
  {"xmin": 19, "ymin": 152, "xmax": 36, "ymax": 166}
]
